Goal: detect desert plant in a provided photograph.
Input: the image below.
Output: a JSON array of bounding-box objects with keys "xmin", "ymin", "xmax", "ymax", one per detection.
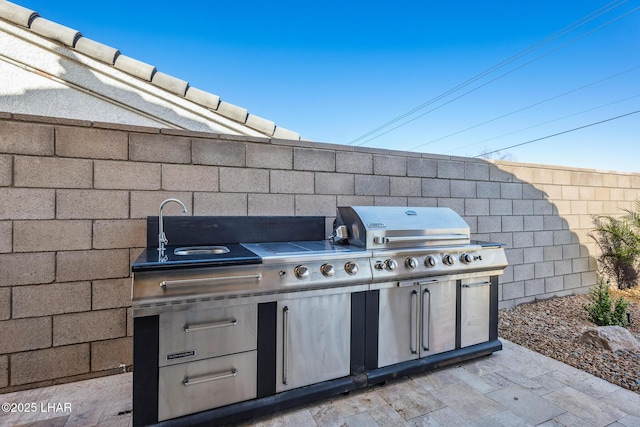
[
  {"xmin": 584, "ymin": 278, "xmax": 630, "ymax": 327},
  {"xmin": 589, "ymin": 206, "xmax": 640, "ymax": 289}
]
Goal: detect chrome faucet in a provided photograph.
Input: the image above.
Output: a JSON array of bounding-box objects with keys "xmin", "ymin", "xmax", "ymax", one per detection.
[{"xmin": 158, "ymin": 198, "xmax": 188, "ymax": 260}]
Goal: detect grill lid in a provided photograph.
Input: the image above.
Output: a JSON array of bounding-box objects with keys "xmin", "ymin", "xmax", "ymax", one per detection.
[{"xmin": 335, "ymin": 206, "xmax": 470, "ymax": 249}]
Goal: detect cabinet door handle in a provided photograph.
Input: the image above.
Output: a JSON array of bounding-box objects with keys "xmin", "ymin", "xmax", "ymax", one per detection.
[
  {"xmin": 183, "ymin": 318, "xmax": 237, "ymax": 332},
  {"xmin": 182, "ymin": 368, "xmax": 238, "ymax": 387},
  {"xmin": 422, "ymin": 289, "xmax": 430, "ymax": 351},
  {"xmin": 160, "ymin": 273, "xmax": 262, "ymax": 288},
  {"xmin": 410, "ymin": 290, "xmax": 418, "ymax": 354},
  {"xmin": 462, "ymin": 281, "xmax": 491, "ymax": 288},
  {"xmin": 282, "ymin": 306, "xmax": 289, "ymax": 385}
]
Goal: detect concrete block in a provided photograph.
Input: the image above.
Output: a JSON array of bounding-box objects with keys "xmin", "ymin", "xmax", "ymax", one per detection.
[
  {"xmin": 10, "ymin": 344, "xmax": 90, "ymax": 386},
  {"xmin": 336, "ymin": 151, "xmax": 373, "ymax": 174},
  {"xmin": 465, "ymin": 162, "xmax": 490, "ymax": 181},
  {"xmin": 127, "ymin": 307, "xmax": 133, "ymax": 337},
  {"xmin": 543, "ymin": 245, "xmax": 563, "ymax": 261},
  {"xmin": 57, "ymin": 190, "xmax": 129, "ymax": 219},
  {"xmin": 248, "ymin": 194, "xmax": 294, "ymax": 216},
  {"xmin": 316, "ymin": 173, "xmax": 354, "ymax": 195},
  {"xmin": 194, "ymin": 193, "xmax": 247, "ymax": 216},
  {"xmin": 421, "ymin": 178, "xmax": 450, "ymax": 197},
  {"xmin": 533, "ymin": 231, "xmax": 554, "ymax": 247},
  {"xmin": 0, "ymin": 188, "xmax": 55, "ymax": 220},
  {"xmin": 246, "ymin": 144, "xmax": 292, "ymax": 169},
  {"xmin": 503, "ymin": 281, "xmax": 525, "ymax": 300},
  {"xmin": 53, "ymin": 308, "xmax": 126, "ymax": 346},
  {"xmin": 562, "ymin": 244, "xmax": 580, "ymax": 259},
  {"xmin": 0, "ymin": 221, "xmax": 11, "ymax": 253},
  {"xmin": 270, "ymin": 170, "xmax": 314, "ymax": 194},
  {"xmin": 93, "ymin": 219, "xmax": 146, "ymax": 249},
  {"xmin": 561, "ymin": 185, "xmax": 579, "ymax": 201},
  {"xmin": 56, "ymin": 249, "xmax": 129, "ymax": 282},
  {"xmin": 0, "ymin": 155, "xmax": 11, "ymax": 186},
  {"xmin": 502, "ymin": 216, "xmax": 523, "ymax": 232},
  {"xmin": 553, "ymin": 230, "xmax": 573, "ymax": 245},
  {"xmin": 0, "ymin": 317, "xmax": 51, "ymax": 353},
  {"xmin": 512, "ymin": 232, "xmax": 534, "ymax": 248},
  {"xmin": 129, "ymin": 133, "xmax": 191, "ymax": 164},
  {"xmin": 513, "ymin": 200, "xmax": 533, "ymax": 215},
  {"xmin": 501, "ymin": 183, "xmax": 523, "ymax": 199},
  {"xmin": 373, "ymin": 155, "xmax": 406, "ymax": 176},
  {"xmin": 563, "ymin": 273, "xmax": 582, "ymax": 289},
  {"xmin": 0, "ymin": 288, "xmax": 8, "ymax": 320},
  {"xmin": 337, "ymin": 195, "xmax": 374, "ymax": 207},
  {"xmin": 489, "ymin": 165, "xmax": 513, "ymax": 182},
  {"xmin": 0, "ymin": 121, "xmax": 54, "ymax": 155},
  {"xmin": 94, "ymin": 160, "xmax": 160, "ymax": 190},
  {"xmin": 294, "ymin": 148, "xmax": 335, "ymax": 172},
  {"xmin": 406, "ymin": 197, "xmax": 437, "ymax": 207},
  {"xmin": 451, "ymin": 180, "xmax": 476, "ymax": 198},
  {"xmin": 524, "ymin": 215, "xmax": 543, "ymax": 231},
  {"xmin": 56, "ymin": 126, "xmax": 128, "ymax": 159},
  {"xmin": 407, "ymin": 157, "xmax": 437, "ymax": 177},
  {"xmin": 545, "ymin": 276, "xmax": 564, "ymax": 293},
  {"xmin": 219, "ymin": 168, "xmax": 269, "ymax": 193},
  {"xmin": 355, "ymin": 175, "xmax": 389, "ymax": 196},
  {"xmin": 478, "ymin": 216, "xmax": 501, "ymax": 233},
  {"xmin": 525, "ymin": 279, "xmax": 545, "ymax": 296},
  {"xmin": 91, "ymin": 337, "xmax": 133, "ymax": 371},
  {"xmin": 505, "ymin": 248, "xmax": 524, "ymax": 265},
  {"xmin": 489, "ymin": 199, "xmax": 512, "ymax": 216},
  {"xmin": 534, "ymin": 261, "xmax": 554, "ymax": 278},
  {"xmin": 464, "ymin": 199, "xmax": 489, "ymax": 216},
  {"xmin": 295, "ymin": 195, "xmax": 336, "ymax": 216},
  {"xmin": 554, "ymin": 259, "xmax": 572, "ymax": 276},
  {"xmin": 375, "ymin": 196, "xmax": 408, "ymax": 206},
  {"xmin": 13, "ymin": 282, "xmax": 91, "ymax": 318},
  {"xmin": 129, "ymin": 191, "xmax": 191, "ymax": 219},
  {"xmin": 523, "ymin": 246, "xmax": 544, "ymax": 263},
  {"xmin": 437, "ymin": 160, "xmax": 465, "ymax": 179},
  {"xmin": 390, "ymin": 177, "xmax": 421, "ymax": 197},
  {"xmin": 572, "ymin": 257, "xmax": 589, "ymax": 273},
  {"xmin": 192, "ymin": 139, "xmax": 245, "ymax": 167},
  {"xmin": 14, "ymin": 156, "xmax": 92, "ymax": 188},
  {"xmin": 438, "ymin": 198, "xmax": 464, "ymax": 214},
  {"xmin": 14, "ymin": 220, "xmax": 92, "ymax": 252},
  {"xmin": 522, "ymin": 184, "xmax": 546, "ymax": 199},
  {"xmin": 476, "ymin": 181, "xmax": 500, "ymax": 198},
  {"xmin": 0, "ymin": 252, "xmax": 55, "ymax": 286},
  {"xmin": 92, "ymin": 278, "xmax": 132, "ymax": 310},
  {"xmin": 514, "ymin": 264, "xmax": 535, "ymax": 281},
  {"xmin": 534, "ymin": 200, "xmax": 554, "ymax": 215},
  {"xmin": 543, "ymin": 215, "xmax": 565, "ymax": 231}
]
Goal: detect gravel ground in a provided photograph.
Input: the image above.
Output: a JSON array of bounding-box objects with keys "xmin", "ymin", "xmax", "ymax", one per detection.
[{"xmin": 498, "ymin": 287, "xmax": 640, "ymax": 394}]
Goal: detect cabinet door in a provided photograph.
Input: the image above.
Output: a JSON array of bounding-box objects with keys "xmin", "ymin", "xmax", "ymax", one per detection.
[
  {"xmin": 460, "ymin": 277, "xmax": 491, "ymax": 348},
  {"xmin": 276, "ymin": 293, "xmax": 350, "ymax": 392},
  {"xmin": 378, "ymin": 285, "xmax": 420, "ymax": 368},
  {"xmin": 420, "ymin": 280, "xmax": 456, "ymax": 357}
]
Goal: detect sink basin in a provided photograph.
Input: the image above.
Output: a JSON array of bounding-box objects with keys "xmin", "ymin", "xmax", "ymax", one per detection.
[{"xmin": 174, "ymin": 246, "xmax": 230, "ymax": 256}]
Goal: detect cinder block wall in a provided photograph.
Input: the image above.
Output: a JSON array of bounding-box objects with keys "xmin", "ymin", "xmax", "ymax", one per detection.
[{"xmin": 1, "ymin": 113, "xmax": 639, "ymax": 391}]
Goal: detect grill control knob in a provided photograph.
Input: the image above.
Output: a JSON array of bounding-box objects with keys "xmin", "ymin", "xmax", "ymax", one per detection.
[
  {"xmin": 406, "ymin": 257, "xmax": 418, "ymax": 269},
  {"xmin": 345, "ymin": 261, "xmax": 359, "ymax": 275},
  {"xmin": 443, "ymin": 254, "xmax": 457, "ymax": 266},
  {"xmin": 294, "ymin": 265, "xmax": 310, "ymax": 279},
  {"xmin": 425, "ymin": 256, "xmax": 438, "ymax": 267},
  {"xmin": 384, "ymin": 259, "xmax": 398, "ymax": 271},
  {"xmin": 321, "ymin": 263, "xmax": 335, "ymax": 277},
  {"xmin": 461, "ymin": 253, "xmax": 474, "ymax": 264}
]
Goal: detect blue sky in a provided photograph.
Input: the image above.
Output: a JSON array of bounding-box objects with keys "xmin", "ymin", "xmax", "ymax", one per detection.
[{"xmin": 16, "ymin": 0, "xmax": 640, "ymax": 173}]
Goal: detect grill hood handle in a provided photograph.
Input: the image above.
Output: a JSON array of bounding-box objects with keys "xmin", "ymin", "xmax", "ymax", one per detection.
[{"xmin": 373, "ymin": 234, "xmax": 469, "ymax": 244}]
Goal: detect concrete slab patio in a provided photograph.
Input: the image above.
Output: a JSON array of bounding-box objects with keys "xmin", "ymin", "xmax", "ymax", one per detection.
[{"xmin": 1, "ymin": 340, "xmax": 639, "ymax": 427}]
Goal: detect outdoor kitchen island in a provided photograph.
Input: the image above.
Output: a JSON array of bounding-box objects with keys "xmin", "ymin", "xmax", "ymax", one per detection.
[{"xmin": 131, "ymin": 207, "xmax": 508, "ymax": 427}]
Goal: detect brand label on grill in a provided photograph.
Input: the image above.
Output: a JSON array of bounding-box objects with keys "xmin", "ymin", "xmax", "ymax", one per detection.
[
  {"xmin": 166, "ymin": 350, "xmax": 196, "ymax": 360},
  {"xmin": 367, "ymin": 222, "xmax": 386, "ymax": 228}
]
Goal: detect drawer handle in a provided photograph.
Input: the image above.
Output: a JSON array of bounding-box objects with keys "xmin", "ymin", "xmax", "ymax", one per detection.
[
  {"xmin": 160, "ymin": 273, "xmax": 262, "ymax": 288},
  {"xmin": 184, "ymin": 319, "xmax": 238, "ymax": 332},
  {"xmin": 182, "ymin": 368, "xmax": 238, "ymax": 387},
  {"xmin": 462, "ymin": 281, "xmax": 491, "ymax": 288}
]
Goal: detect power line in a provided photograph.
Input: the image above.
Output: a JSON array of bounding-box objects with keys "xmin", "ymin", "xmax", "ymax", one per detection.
[
  {"xmin": 409, "ymin": 65, "xmax": 640, "ymax": 150},
  {"xmin": 346, "ymin": 0, "xmax": 631, "ymax": 146},
  {"xmin": 475, "ymin": 109, "xmax": 640, "ymax": 157},
  {"xmin": 447, "ymin": 93, "xmax": 640, "ymax": 154},
  {"xmin": 363, "ymin": 4, "xmax": 640, "ymax": 149}
]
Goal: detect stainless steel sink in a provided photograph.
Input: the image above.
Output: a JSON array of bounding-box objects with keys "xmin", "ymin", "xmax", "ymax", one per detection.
[{"xmin": 174, "ymin": 246, "xmax": 230, "ymax": 256}]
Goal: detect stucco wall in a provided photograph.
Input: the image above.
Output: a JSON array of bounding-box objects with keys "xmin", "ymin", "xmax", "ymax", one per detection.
[{"xmin": 1, "ymin": 113, "xmax": 639, "ymax": 391}]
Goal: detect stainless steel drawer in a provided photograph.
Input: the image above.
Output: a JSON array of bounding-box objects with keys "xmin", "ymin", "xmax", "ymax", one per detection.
[
  {"xmin": 158, "ymin": 350, "xmax": 257, "ymax": 421},
  {"xmin": 460, "ymin": 277, "xmax": 490, "ymax": 348},
  {"xmin": 159, "ymin": 304, "xmax": 257, "ymax": 366}
]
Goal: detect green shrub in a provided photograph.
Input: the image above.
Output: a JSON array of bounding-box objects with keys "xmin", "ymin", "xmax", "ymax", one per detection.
[{"xmin": 584, "ymin": 279, "xmax": 630, "ymax": 327}]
